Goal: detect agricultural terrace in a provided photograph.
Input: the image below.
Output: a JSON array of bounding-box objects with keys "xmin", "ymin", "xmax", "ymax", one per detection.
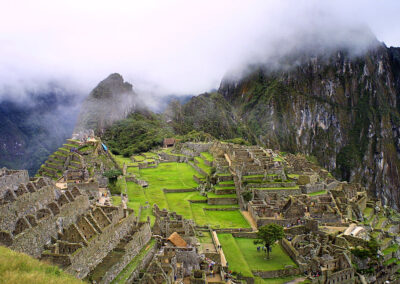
[{"xmin": 114, "ymin": 153, "xmax": 250, "ymax": 229}]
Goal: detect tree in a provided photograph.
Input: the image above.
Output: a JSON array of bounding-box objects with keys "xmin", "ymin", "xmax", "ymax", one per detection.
[{"xmin": 254, "ymin": 223, "xmax": 285, "ymax": 259}]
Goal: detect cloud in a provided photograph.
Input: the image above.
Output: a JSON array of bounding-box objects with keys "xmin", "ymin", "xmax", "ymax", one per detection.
[{"xmin": 0, "ymin": 0, "xmax": 399, "ymax": 99}]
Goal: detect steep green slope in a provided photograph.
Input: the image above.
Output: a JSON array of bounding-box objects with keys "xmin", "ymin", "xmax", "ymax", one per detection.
[
  {"xmin": 0, "ymin": 246, "xmax": 82, "ymax": 284},
  {"xmin": 218, "ymin": 44, "xmax": 400, "ymax": 209}
]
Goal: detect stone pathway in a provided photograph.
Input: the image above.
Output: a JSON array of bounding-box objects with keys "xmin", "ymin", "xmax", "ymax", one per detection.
[
  {"xmin": 241, "ymin": 210, "xmax": 257, "ymax": 231},
  {"xmin": 212, "ymin": 231, "xmax": 227, "ymax": 266},
  {"xmin": 285, "ymin": 277, "xmax": 307, "ymax": 284}
]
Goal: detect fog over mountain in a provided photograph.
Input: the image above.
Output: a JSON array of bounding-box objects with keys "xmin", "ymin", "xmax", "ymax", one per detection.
[
  {"xmin": 1, "ymin": 1, "xmax": 400, "ymax": 174},
  {"xmin": 0, "ymin": 0, "xmax": 399, "ymax": 101}
]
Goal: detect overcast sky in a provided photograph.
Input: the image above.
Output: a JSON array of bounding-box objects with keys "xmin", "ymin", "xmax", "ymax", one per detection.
[{"xmin": 0, "ymin": 0, "xmax": 399, "ymax": 99}]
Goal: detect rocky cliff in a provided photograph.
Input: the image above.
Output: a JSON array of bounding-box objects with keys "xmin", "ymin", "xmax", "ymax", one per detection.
[
  {"xmin": 74, "ymin": 73, "xmax": 139, "ymax": 134},
  {"xmin": 216, "ymin": 44, "xmax": 400, "ymax": 208}
]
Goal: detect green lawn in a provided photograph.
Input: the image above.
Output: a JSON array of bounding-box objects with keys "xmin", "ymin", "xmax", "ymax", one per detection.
[
  {"xmin": 114, "ymin": 155, "xmax": 134, "ymax": 168},
  {"xmin": 191, "ymin": 204, "xmax": 247, "ymax": 228},
  {"xmin": 218, "ymin": 234, "xmax": 253, "ymax": 277},
  {"xmin": 207, "ymin": 192, "xmax": 237, "ymax": 198},
  {"xmin": 308, "ymin": 190, "xmax": 327, "ymax": 196},
  {"xmin": 194, "ymin": 157, "xmax": 212, "ymax": 175},
  {"xmin": 235, "ymin": 238, "xmax": 296, "ymax": 271},
  {"xmin": 201, "ymin": 152, "xmax": 214, "ymax": 162},
  {"xmin": 218, "ymin": 234, "xmax": 296, "ymax": 278},
  {"xmin": 124, "ymin": 161, "xmax": 249, "ymax": 229}
]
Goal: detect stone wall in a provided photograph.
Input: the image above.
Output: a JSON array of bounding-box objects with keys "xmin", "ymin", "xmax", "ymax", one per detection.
[
  {"xmin": 188, "ymin": 161, "xmax": 207, "ymax": 177},
  {"xmin": 163, "ymin": 188, "xmax": 197, "ymax": 193},
  {"xmin": 301, "ymin": 183, "xmax": 325, "ymax": 194},
  {"xmin": 0, "ymin": 183, "xmax": 56, "ymax": 232},
  {"xmin": 254, "ymin": 188, "xmax": 302, "ymax": 199},
  {"xmin": 11, "ymin": 194, "xmax": 90, "ymax": 258},
  {"xmin": 126, "ymin": 241, "xmax": 158, "ymax": 283},
  {"xmin": 0, "ymin": 168, "xmax": 29, "ymax": 193},
  {"xmin": 67, "ymin": 182, "xmax": 99, "ymax": 199},
  {"xmin": 207, "ymin": 197, "xmax": 237, "ymax": 205},
  {"xmin": 159, "ymin": 152, "xmax": 188, "ymax": 163},
  {"xmin": 100, "ymin": 222, "xmax": 152, "ymax": 283},
  {"xmin": 65, "ymin": 209, "xmax": 137, "ymax": 279},
  {"xmin": 252, "ymin": 267, "xmax": 300, "ymax": 278}
]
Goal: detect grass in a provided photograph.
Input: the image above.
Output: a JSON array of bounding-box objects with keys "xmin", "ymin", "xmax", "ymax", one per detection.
[
  {"xmin": 219, "ymin": 180, "xmax": 235, "ymax": 185},
  {"xmin": 383, "ymin": 244, "xmax": 398, "ymax": 255},
  {"xmin": 0, "ymin": 246, "xmax": 82, "ymax": 284},
  {"xmin": 112, "ymin": 196, "xmax": 122, "ymax": 206},
  {"xmin": 112, "ymin": 239, "xmax": 156, "ymax": 284},
  {"xmin": 114, "ymin": 155, "xmax": 134, "ymax": 168},
  {"xmin": 308, "ymin": 190, "xmax": 327, "ymax": 196},
  {"xmin": 201, "ymin": 152, "xmax": 214, "ymax": 162},
  {"xmin": 384, "ymin": 258, "xmax": 400, "ymax": 266},
  {"xmin": 132, "ymin": 155, "xmax": 145, "ymax": 162},
  {"xmin": 287, "ymin": 174, "xmax": 299, "ymax": 179},
  {"xmin": 218, "ymin": 235, "xmax": 296, "ymax": 278},
  {"xmin": 215, "ymin": 185, "xmax": 235, "ymax": 190},
  {"xmin": 194, "ymin": 157, "xmax": 212, "ymax": 175},
  {"xmin": 124, "ymin": 161, "xmax": 249, "ymax": 229},
  {"xmin": 191, "ymin": 204, "xmax": 248, "ymax": 228},
  {"xmin": 207, "ymin": 192, "xmax": 237, "ymax": 198},
  {"xmin": 235, "ymin": 238, "xmax": 296, "ymax": 271},
  {"xmin": 218, "ymin": 234, "xmax": 253, "ymax": 277}
]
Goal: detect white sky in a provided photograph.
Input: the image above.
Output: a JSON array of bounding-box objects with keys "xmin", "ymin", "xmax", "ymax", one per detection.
[{"xmin": 0, "ymin": 0, "xmax": 399, "ymax": 98}]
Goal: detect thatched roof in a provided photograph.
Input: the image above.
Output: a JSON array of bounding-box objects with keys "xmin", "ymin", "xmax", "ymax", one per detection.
[{"xmin": 167, "ymin": 232, "xmax": 187, "ymax": 247}]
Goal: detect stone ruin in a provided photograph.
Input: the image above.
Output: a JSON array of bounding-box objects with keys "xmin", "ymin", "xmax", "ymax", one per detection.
[{"xmin": 0, "ymin": 167, "xmax": 152, "ymax": 282}]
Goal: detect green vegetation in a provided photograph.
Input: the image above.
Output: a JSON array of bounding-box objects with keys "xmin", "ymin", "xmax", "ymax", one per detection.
[
  {"xmin": 201, "ymin": 152, "xmax": 214, "ymax": 162},
  {"xmin": 308, "ymin": 190, "xmax": 327, "ymax": 196},
  {"xmin": 103, "ymin": 169, "xmax": 123, "ymax": 194},
  {"xmin": 194, "ymin": 156, "xmax": 212, "ymax": 175},
  {"xmin": 218, "ymin": 234, "xmax": 296, "ymax": 278},
  {"xmin": 103, "ymin": 112, "xmax": 174, "ymax": 157},
  {"xmin": 254, "ymin": 224, "xmax": 285, "ymax": 259},
  {"xmin": 0, "ymin": 246, "xmax": 82, "ymax": 284},
  {"xmin": 112, "ymin": 239, "xmax": 156, "ymax": 284},
  {"xmin": 124, "ymin": 162, "xmax": 249, "ymax": 228},
  {"xmin": 383, "ymin": 244, "xmax": 399, "ymax": 255}
]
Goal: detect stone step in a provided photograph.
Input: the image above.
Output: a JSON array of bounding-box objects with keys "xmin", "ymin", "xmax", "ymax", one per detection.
[
  {"xmin": 53, "ymin": 152, "xmax": 67, "ymax": 161},
  {"xmin": 45, "ymin": 162, "xmax": 63, "ymax": 171},
  {"xmin": 58, "ymin": 148, "xmax": 70, "ymax": 155},
  {"xmin": 67, "ymin": 139, "xmax": 81, "ymax": 146}
]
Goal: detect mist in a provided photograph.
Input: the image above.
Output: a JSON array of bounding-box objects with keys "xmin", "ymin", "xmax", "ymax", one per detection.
[{"xmin": 1, "ymin": 0, "xmax": 400, "ymax": 101}]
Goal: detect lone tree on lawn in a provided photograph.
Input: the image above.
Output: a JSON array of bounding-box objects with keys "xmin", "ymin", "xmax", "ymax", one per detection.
[{"xmin": 254, "ymin": 223, "xmax": 285, "ymax": 259}]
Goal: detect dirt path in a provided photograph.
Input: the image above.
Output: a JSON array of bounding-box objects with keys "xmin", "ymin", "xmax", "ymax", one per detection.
[{"xmin": 241, "ymin": 210, "xmax": 257, "ymax": 231}]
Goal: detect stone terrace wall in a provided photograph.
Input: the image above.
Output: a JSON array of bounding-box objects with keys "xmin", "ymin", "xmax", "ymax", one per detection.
[
  {"xmin": 66, "ymin": 209, "xmax": 138, "ymax": 279},
  {"xmin": 100, "ymin": 222, "xmax": 152, "ymax": 283},
  {"xmin": 0, "ymin": 183, "xmax": 56, "ymax": 232},
  {"xmin": 252, "ymin": 267, "xmax": 300, "ymax": 278},
  {"xmin": 0, "ymin": 168, "xmax": 29, "ymax": 195},
  {"xmin": 126, "ymin": 242, "xmax": 157, "ymax": 283},
  {"xmin": 67, "ymin": 182, "xmax": 99, "ymax": 199},
  {"xmin": 11, "ymin": 194, "xmax": 90, "ymax": 258},
  {"xmin": 254, "ymin": 188, "xmax": 302, "ymax": 199}
]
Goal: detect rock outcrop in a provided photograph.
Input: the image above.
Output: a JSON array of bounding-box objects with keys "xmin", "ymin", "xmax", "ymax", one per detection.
[
  {"xmin": 74, "ymin": 73, "xmax": 138, "ymax": 134},
  {"xmin": 217, "ymin": 44, "xmax": 400, "ymax": 209}
]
